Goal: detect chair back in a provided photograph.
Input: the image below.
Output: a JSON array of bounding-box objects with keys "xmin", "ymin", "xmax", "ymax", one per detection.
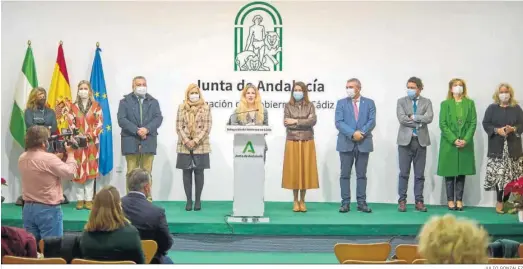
[
  {"xmin": 395, "ymin": 244, "xmax": 421, "ymax": 263},
  {"xmin": 488, "ymin": 258, "xmax": 523, "ymax": 264},
  {"xmin": 141, "ymin": 240, "xmax": 158, "ymax": 264},
  {"xmin": 342, "ymin": 259, "xmax": 407, "ymax": 264},
  {"xmin": 71, "ymin": 259, "xmax": 136, "ymax": 264},
  {"xmin": 2, "ymin": 255, "xmax": 66, "ymax": 264},
  {"xmin": 412, "ymin": 259, "xmax": 427, "ymax": 264},
  {"xmin": 333, "ymin": 242, "xmax": 391, "ymax": 263},
  {"xmin": 519, "ymin": 244, "xmax": 523, "ymax": 258}
]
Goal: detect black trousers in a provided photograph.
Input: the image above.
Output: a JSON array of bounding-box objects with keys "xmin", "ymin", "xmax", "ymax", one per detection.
[{"xmin": 445, "ymin": 175, "xmax": 465, "ymax": 201}]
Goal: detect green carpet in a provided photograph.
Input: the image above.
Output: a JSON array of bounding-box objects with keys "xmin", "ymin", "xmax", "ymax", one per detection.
[
  {"xmin": 2, "ymin": 201, "xmax": 520, "ymax": 236},
  {"xmin": 166, "ymin": 251, "xmax": 338, "ymax": 264}
]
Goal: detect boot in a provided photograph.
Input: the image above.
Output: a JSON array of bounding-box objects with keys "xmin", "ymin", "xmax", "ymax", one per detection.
[
  {"xmin": 76, "ymin": 200, "xmax": 85, "ymax": 210},
  {"xmin": 299, "ymin": 201, "xmax": 307, "ymax": 212},
  {"xmin": 293, "ymin": 201, "xmax": 300, "ymax": 212},
  {"xmin": 84, "ymin": 201, "xmax": 93, "ymax": 210}
]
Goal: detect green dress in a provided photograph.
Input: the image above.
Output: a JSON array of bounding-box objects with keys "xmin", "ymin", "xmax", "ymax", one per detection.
[{"xmin": 437, "ymin": 98, "xmax": 477, "ymax": 177}]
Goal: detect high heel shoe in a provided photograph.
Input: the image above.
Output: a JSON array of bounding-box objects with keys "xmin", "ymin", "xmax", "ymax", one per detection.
[
  {"xmin": 495, "ymin": 202, "xmax": 504, "ymax": 214},
  {"xmin": 456, "ymin": 201, "xmax": 463, "ymax": 211},
  {"xmin": 448, "ymin": 201, "xmax": 456, "ymax": 211},
  {"xmin": 293, "ymin": 201, "xmax": 300, "ymax": 212},
  {"xmin": 185, "ymin": 201, "xmax": 193, "ymax": 211},
  {"xmin": 299, "ymin": 201, "xmax": 307, "ymax": 212}
]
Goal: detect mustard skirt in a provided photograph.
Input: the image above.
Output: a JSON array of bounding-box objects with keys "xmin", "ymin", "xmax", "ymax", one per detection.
[{"xmin": 282, "ymin": 140, "xmax": 319, "ymax": 190}]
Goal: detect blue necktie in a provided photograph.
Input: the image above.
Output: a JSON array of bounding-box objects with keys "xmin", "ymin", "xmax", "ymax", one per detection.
[{"xmin": 413, "ymin": 100, "xmax": 418, "ymax": 135}]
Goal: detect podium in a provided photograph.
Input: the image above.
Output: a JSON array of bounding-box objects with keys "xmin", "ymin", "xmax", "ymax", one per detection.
[{"xmin": 226, "ymin": 125, "xmax": 272, "ymax": 223}]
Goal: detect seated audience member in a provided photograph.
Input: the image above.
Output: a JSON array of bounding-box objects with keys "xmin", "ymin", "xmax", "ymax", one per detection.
[
  {"xmin": 122, "ymin": 168, "xmax": 174, "ymax": 264},
  {"xmin": 418, "ymin": 214, "xmax": 489, "ymax": 264},
  {"xmin": 41, "ymin": 235, "xmax": 82, "ymax": 263},
  {"xmin": 80, "ymin": 186, "xmax": 145, "ymax": 264},
  {"xmin": 1, "ymin": 226, "xmax": 37, "ymax": 258},
  {"xmin": 488, "ymin": 239, "xmax": 521, "ymax": 258},
  {"xmin": 19, "ymin": 125, "xmax": 76, "ymax": 242}
]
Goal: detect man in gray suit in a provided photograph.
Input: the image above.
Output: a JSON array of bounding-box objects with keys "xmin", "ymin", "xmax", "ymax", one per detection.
[
  {"xmin": 117, "ymin": 76, "xmax": 163, "ymax": 201},
  {"xmin": 396, "ymin": 77, "xmax": 433, "ymax": 212}
]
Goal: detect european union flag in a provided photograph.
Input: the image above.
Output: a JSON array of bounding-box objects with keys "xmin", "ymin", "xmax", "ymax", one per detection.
[{"xmin": 90, "ymin": 47, "xmax": 113, "ymax": 176}]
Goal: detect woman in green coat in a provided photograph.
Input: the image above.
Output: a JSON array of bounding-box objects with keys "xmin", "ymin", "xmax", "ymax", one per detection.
[{"xmin": 437, "ymin": 78, "xmax": 477, "ymax": 211}]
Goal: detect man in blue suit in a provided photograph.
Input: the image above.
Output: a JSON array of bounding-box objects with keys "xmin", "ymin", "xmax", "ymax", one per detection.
[{"xmin": 335, "ymin": 78, "xmax": 376, "ymax": 213}]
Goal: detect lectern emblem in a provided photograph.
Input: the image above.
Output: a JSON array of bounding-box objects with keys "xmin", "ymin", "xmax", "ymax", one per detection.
[
  {"xmin": 243, "ymin": 141, "xmax": 255, "ymax": 154},
  {"xmin": 234, "ymin": 1, "xmax": 283, "ymax": 71}
]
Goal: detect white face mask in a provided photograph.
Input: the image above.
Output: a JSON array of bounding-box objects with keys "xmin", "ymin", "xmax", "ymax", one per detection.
[
  {"xmin": 135, "ymin": 86, "xmax": 147, "ymax": 97},
  {"xmin": 499, "ymin": 93, "xmax": 510, "ymax": 103},
  {"xmin": 452, "ymin": 86, "xmax": 463, "ymax": 95},
  {"xmin": 346, "ymin": 88, "xmax": 356, "ymax": 98},
  {"xmin": 189, "ymin": 93, "xmax": 200, "ymax": 102},
  {"xmin": 78, "ymin": 89, "xmax": 89, "ymax": 100}
]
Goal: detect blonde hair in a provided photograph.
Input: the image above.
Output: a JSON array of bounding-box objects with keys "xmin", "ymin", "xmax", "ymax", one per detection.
[
  {"xmin": 237, "ymin": 84, "xmax": 264, "ymax": 124},
  {"xmin": 493, "ymin": 83, "xmax": 518, "ymax": 107},
  {"xmin": 75, "ymin": 80, "xmax": 96, "ymax": 104},
  {"xmin": 182, "ymin": 83, "xmax": 207, "ymax": 138},
  {"xmin": 418, "ymin": 214, "xmax": 489, "ymax": 264},
  {"xmin": 446, "ymin": 78, "xmax": 469, "ymax": 100},
  {"xmin": 26, "ymin": 87, "xmax": 47, "ymax": 110},
  {"xmin": 84, "ymin": 186, "xmax": 129, "ymax": 232}
]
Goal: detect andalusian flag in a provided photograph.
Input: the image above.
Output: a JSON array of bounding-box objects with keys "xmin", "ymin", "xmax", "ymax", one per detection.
[
  {"xmin": 9, "ymin": 43, "xmax": 38, "ymax": 147},
  {"xmin": 47, "ymin": 42, "xmax": 72, "ymax": 133}
]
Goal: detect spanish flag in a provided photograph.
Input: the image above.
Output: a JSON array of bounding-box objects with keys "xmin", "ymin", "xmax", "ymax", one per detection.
[{"xmin": 47, "ymin": 42, "xmax": 72, "ymax": 133}]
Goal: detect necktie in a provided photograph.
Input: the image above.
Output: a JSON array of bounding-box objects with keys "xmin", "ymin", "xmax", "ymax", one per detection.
[
  {"xmin": 353, "ymin": 100, "xmax": 359, "ymax": 121},
  {"xmin": 413, "ymin": 100, "xmax": 418, "ymax": 135},
  {"xmin": 139, "ymin": 97, "xmax": 143, "ymax": 125}
]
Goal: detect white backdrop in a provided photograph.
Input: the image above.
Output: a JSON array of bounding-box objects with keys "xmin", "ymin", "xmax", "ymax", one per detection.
[{"xmin": 2, "ymin": 1, "xmax": 523, "ymax": 207}]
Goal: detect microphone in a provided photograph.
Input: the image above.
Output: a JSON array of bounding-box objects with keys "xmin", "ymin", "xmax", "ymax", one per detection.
[{"xmin": 228, "ymin": 109, "xmax": 259, "ymax": 125}]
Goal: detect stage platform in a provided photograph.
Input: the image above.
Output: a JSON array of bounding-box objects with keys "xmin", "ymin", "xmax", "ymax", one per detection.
[{"xmin": 2, "ymin": 201, "xmax": 521, "ymax": 236}]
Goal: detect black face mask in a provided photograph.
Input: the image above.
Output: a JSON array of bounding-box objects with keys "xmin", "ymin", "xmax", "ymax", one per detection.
[{"xmin": 37, "ymin": 99, "xmax": 46, "ymax": 108}]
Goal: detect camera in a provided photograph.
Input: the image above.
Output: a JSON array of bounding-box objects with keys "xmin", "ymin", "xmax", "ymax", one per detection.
[{"xmin": 48, "ymin": 128, "xmax": 88, "ymax": 153}]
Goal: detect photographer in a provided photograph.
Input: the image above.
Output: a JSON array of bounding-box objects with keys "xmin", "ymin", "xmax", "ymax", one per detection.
[
  {"xmin": 16, "ymin": 87, "xmax": 69, "ymax": 206},
  {"xmin": 63, "ymin": 80, "xmax": 103, "ymax": 210},
  {"xmin": 18, "ymin": 125, "xmax": 76, "ymax": 242}
]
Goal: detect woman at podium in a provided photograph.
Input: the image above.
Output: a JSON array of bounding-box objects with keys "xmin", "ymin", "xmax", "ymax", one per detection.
[
  {"xmin": 281, "ymin": 82, "xmax": 319, "ymax": 212},
  {"xmin": 175, "ymin": 84, "xmax": 212, "ymax": 211},
  {"xmin": 229, "ymin": 84, "xmax": 269, "ymax": 158}
]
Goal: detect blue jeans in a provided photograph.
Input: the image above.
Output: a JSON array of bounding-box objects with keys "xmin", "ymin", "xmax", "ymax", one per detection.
[{"xmin": 22, "ymin": 202, "xmax": 63, "ymax": 242}]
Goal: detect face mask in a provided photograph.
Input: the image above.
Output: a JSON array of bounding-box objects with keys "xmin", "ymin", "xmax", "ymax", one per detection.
[
  {"xmin": 135, "ymin": 86, "xmax": 147, "ymax": 97},
  {"xmin": 407, "ymin": 89, "xmax": 417, "ymax": 99},
  {"xmin": 37, "ymin": 99, "xmax": 46, "ymax": 108},
  {"xmin": 452, "ymin": 86, "xmax": 463, "ymax": 95},
  {"xmin": 346, "ymin": 88, "xmax": 356, "ymax": 98},
  {"xmin": 499, "ymin": 93, "xmax": 510, "ymax": 103},
  {"xmin": 78, "ymin": 89, "xmax": 89, "ymax": 100},
  {"xmin": 189, "ymin": 93, "xmax": 200, "ymax": 102},
  {"xmin": 293, "ymin": 91, "xmax": 304, "ymax": 101}
]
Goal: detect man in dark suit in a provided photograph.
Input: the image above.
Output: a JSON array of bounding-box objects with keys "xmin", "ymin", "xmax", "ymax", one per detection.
[
  {"xmin": 335, "ymin": 78, "xmax": 376, "ymax": 213},
  {"xmin": 121, "ymin": 168, "xmax": 173, "ymax": 264}
]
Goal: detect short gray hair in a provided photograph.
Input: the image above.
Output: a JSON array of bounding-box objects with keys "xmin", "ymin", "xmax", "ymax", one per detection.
[
  {"xmin": 127, "ymin": 168, "xmax": 151, "ymax": 192},
  {"xmin": 132, "ymin": 76, "xmax": 147, "ymax": 87},
  {"xmin": 347, "ymin": 78, "xmax": 361, "ymax": 89}
]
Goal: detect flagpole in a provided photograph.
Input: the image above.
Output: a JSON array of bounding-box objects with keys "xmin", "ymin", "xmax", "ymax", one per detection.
[{"xmin": 93, "ymin": 41, "xmax": 99, "ymax": 200}]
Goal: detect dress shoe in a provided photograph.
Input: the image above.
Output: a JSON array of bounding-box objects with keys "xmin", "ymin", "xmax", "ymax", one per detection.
[
  {"xmin": 456, "ymin": 201, "xmax": 463, "ymax": 211},
  {"xmin": 357, "ymin": 203, "xmax": 372, "ymax": 213},
  {"xmin": 448, "ymin": 201, "xmax": 456, "ymax": 211},
  {"xmin": 76, "ymin": 200, "xmax": 85, "ymax": 210},
  {"xmin": 415, "ymin": 201, "xmax": 428, "ymax": 212},
  {"xmin": 299, "ymin": 201, "xmax": 307, "ymax": 212},
  {"xmin": 293, "ymin": 201, "xmax": 300, "ymax": 212},
  {"xmin": 185, "ymin": 201, "xmax": 193, "ymax": 211},
  {"xmin": 84, "ymin": 201, "xmax": 93, "ymax": 210},
  {"xmin": 398, "ymin": 201, "xmax": 407, "ymax": 212},
  {"xmin": 194, "ymin": 200, "xmax": 201, "ymax": 211},
  {"xmin": 339, "ymin": 204, "xmax": 350, "ymax": 213},
  {"xmin": 61, "ymin": 195, "xmax": 69, "ymax": 204}
]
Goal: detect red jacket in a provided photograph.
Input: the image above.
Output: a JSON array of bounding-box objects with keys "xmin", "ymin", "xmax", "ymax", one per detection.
[{"xmin": 1, "ymin": 226, "xmax": 37, "ymax": 258}]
